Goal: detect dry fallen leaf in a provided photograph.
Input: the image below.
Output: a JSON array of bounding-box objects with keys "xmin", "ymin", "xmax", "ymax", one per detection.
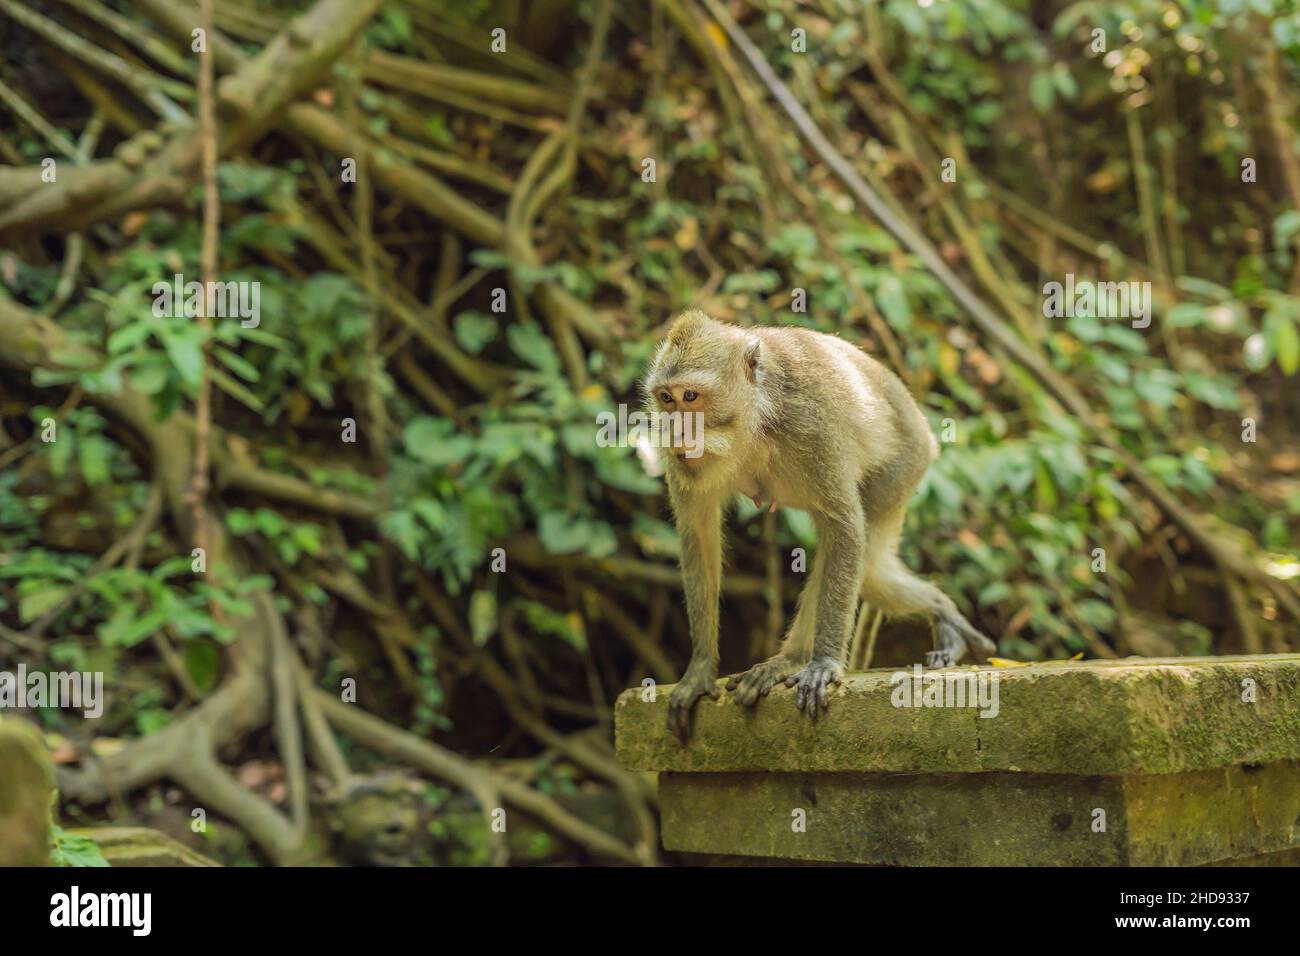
[
  {"xmin": 46, "ymin": 733, "xmax": 78, "ymax": 765},
  {"xmin": 91, "ymin": 737, "xmax": 126, "ymax": 757},
  {"xmin": 1269, "ymin": 452, "xmax": 1300, "ymax": 473},
  {"xmin": 989, "ymin": 652, "xmax": 1085, "ymax": 668},
  {"xmin": 989, "ymin": 657, "xmax": 1030, "ymax": 667},
  {"xmin": 121, "ymin": 211, "xmax": 148, "ymax": 237},
  {"xmin": 674, "ymin": 216, "xmax": 699, "ymax": 252}
]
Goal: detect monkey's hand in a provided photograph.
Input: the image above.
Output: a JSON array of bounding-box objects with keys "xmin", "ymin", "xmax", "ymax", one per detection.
[
  {"xmin": 726, "ymin": 654, "xmax": 799, "ymax": 707},
  {"xmin": 785, "ymin": 657, "xmax": 843, "ymax": 716},
  {"xmin": 667, "ymin": 668, "xmax": 720, "ymax": 743}
]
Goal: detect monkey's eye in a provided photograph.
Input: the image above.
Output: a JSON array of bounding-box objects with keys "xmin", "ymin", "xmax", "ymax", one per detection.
[
  {"xmin": 683, "ymin": 390, "xmax": 699, "ymax": 403},
  {"xmin": 659, "ymin": 390, "xmax": 674, "ymax": 404}
]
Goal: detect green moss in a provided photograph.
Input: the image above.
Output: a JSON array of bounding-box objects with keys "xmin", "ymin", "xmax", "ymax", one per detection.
[
  {"xmin": 616, "ymin": 655, "xmax": 1300, "ymax": 775},
  {"xmin": 65, "ymin": 827, "xmax": 220, "ymax": 867},
  {"xmin": 0, "ymin": 716, "xmax": 54, "ymax": 866},
  {"xmin": 656, "ymin": 762, "xmax": 1300, "ymax": 866},
  {"xmin": 617, "ymin": 656, "xmax": 1300, "ymax": 865}
]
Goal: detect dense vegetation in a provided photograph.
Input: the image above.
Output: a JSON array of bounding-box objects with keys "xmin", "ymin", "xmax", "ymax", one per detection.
[{"xmin": 1, "ymin": 0, "xmax": 1298, "ymax": 865}]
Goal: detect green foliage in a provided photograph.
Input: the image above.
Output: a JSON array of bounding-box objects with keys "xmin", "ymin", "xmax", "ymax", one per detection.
[
  {"xmin": 49, "ymin": 826, "xmax": 109, "ymax": 868},
  {"xmin": 4, "ymin": 0, "xmax": 1300, "ymax": 869},
  {"xmin": 0, "ymin": 549, "xmax": 269, "ymax": 647},
  {"xmin": 226, "ymin": 507, "xmax": 326, "ymax": 566}
]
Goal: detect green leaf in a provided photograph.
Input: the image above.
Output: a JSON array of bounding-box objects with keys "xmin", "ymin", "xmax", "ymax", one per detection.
[
  {"xmin": 409, "ymin": 497, "xmax": 446, "ymax": 532},
  {"xmin": 1272, "ymin": 314, "xmax": 1300, "ymax": 375},
  {"xmin": 875, "ymin": 275, "xmax": 911, "ymax": 330},
  {"xmin": 404, "ymin": 416, "xmax": 474, "ymax": 468},
  {"xmin": 1274, "ymin": 210, "xmax": 1300, "ymax": 249},
  {"xmin": 380, "ymin": 510, "xmax": 423, "ymax": 560},
  {"xmin": 1029, "ymin": 71, "xmax": 1055, "ymax": 112},
  {"xmin": 107, "ymin": 321, "xmax": 154, "ymax": 354},
  {"xmin": 210, "ymin": 367, "xmax": 265, "ymax": 412},
  {"xmin": 538, "ymin": 512, "xmax": 592, "ymax": 554},
  {"xmin": 253, "ymin": 507, "xmax": 285, "ymax": 537},
  {"xmin": 129, "ymin": 354, "xmax": 170, "ymax": 394},
  {"xmin": 782, "ymin": 509, "xmax": 818, "ymax": 548},
  {"xmin": 469, "ymin": 590, "xmax": 497, "ymax": 646},
  {"xmin": 595, "ymin": 453, "xmax": 661, "ymax": 494},
  {"xmin": 77, "ymin": 437, "xmax": 111, "ymax": 486},
  {"xmin": 290, "ymin": 523, "xmax": 323, "ymax": 556},
  {"xmin": 162, "ymin": 324, "xmax": 206, "ymax": 387},
  {"xmin": 216, "ymin": 162, "xmax": 282, "ymax": 201},
  {"xmin": 978, "ymin": 581, "xmax": 1012, "ymax": 606},
  {"xmin": 135, "ymin": 707, "xmax": 171, "ymax": 735},
  {"xmin": 18, "ymin": 584, "xmax": 67, "ymax": 623},
  {"xmin": 50, "ymin": 827, "xmax": 109, "ymax": 868},
  {"xmin": 226, "ymin": 508, "xmax": 256, "ymax": 535},
  {"xmin": 185, "ymin": 639, "xmax": 221, "ymax": 693},
  {"xmin": 1174, "ymin": 275, "xmax": 1232, "ymax": 301},
  {"xmin": 1133, "ymin": 369, "xmax": 1179, "ymax": 409},
  {"xmin": 1051, "ymin": 64, "xmax": 1078, "ymax": 100},
  {"xmin": 99, "ymin": 602, "xmax": 167, "ymax": 647},
  {"xmin": 1074, "ymin": 599, "xmax": 1117, "ymax": 631},
  {"xmin": 514, "ymin": 598, "xmax": 586, "ymax": 652},
  {"xmin": 453, "ymin": 311, "xmax": 499, "ymax": 355},
  {"xmin": 507, "ymin": 322, "xmax": 562, "ymax": 375},
  {"xmin": 1165, "ymin": 303, "xmax": 1206, "ymax": 328},
  {"xmin": 216, "ymin": 347, "xmax": 260, "ymax": 382}
]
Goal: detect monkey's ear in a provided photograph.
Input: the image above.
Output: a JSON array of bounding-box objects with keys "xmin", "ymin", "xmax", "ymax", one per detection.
[{"xmin": 743, "ymin": 337, "xmax": 762, "ymax": 384}]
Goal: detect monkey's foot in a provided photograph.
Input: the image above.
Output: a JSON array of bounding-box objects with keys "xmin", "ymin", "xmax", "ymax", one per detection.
[
  {"xmin": 925, "ymin": 620, "xmax": 964, "ymax": 667},
  {"xmin": 784, "ymin": 657, "xmax": 844, "ymax": 716},
  {"xmin": 666, "ymin": 671, "xmax": 720, "ymax": 743},
  {"xmin": 726, "ymin": 655, "xmax": 799, "ymax": 707},
  {"xmin": 925, "ymin": 616, "xmax": 995, "ymax": 668},
  {"xmin": 923, "ymin": 648, "xmax": 961, "ymax": 668}
]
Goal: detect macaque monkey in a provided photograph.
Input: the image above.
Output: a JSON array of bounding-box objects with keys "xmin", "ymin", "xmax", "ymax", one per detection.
[{"xmin": 644, "ymin": 310, "xmax": 995, "ymax": 742}]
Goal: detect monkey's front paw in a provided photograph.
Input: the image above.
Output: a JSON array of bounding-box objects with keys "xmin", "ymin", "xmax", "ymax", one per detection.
[
  {"xmin": 666, "ymin": 673, "xmax": 720, "ymax": 743},
  {"xmin": 784, "ymin": 657, "xmax": 843, "ymax": 716},
  {"xmin": 726, "ymin": 655, "xmax": 797, "ymax": 707}
]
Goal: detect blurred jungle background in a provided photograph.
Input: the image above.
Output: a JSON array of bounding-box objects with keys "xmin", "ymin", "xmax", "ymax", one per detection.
[{"xmin": 1, "ymin": 0, "xmax": 1299, "ymax": 866}]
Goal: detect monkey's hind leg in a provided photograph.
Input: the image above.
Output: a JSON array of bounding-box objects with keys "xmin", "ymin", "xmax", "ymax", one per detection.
[
  {"xmin": 859, "ymin": 514, "xmax": 996, "ymax": 668},
  {"xmin": 726, "ymin": 549, "xmax": 822, "ymax": 706}
]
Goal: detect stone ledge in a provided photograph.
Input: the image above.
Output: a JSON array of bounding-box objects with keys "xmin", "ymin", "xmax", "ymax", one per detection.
[
  {"xmin": 616, "ymin": 655, "xmax": 1300, "ymax": 776},
  {"xmin": 67, "ymin": 827, "xmax": 222, "ymax": 867},
  {"xmin": 658, "ymin": 762, "xmax": 1300, "ymax": 866}
]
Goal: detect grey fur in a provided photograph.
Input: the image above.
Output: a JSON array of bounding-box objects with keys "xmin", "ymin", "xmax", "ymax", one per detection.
[{"xmin": 647, "ymin": 313, "xmax": 995, "ymax": 742}]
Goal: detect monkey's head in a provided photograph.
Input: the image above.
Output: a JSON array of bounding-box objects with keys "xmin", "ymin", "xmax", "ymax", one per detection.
[{"xmin": 643, "ymin": 310, "xmax": 770, "ymax": 479}]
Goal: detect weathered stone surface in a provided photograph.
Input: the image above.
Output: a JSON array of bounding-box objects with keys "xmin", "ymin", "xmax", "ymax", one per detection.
[
  {"xmin": 617, "ymin": 655, "xmax": 1300, "ymax": 865},
  {"xmin": 617, "ymin": 656, "xmax": 1300, "ymax": 775},
  {"xmin": 0, "ymin": 715, "xmax": 54, "ymax": 866},
  {"xmin": 660, "ymin": 761, "xmax": 1300, "ymax": 866},
  {"xmin": 67, "ymin": 827, "xmax": 221, "ymax": 867}
]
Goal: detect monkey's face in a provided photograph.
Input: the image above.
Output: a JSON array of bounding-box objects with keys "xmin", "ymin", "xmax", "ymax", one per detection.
[
  {"xmin": 651, "ymin": 383, "xmax": 709, "ymax": 467},
  {"xmin": 643, "ymin": 310, "xmax": 766, "ymax": 479},
  {"xmin": 644, "ymin": 368, "xmax": 753, "ymax": 477}
]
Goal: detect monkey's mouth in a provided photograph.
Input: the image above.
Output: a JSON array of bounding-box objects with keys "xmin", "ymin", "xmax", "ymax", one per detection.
[{"xmin": 673, "ymin": 451, "xmax": 708, "ymax": 467}]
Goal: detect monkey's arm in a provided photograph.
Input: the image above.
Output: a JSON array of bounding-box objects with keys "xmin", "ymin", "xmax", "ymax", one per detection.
[
  {"xmin": 666, "ymin": 491, "xmax": 723, "ymax": 742},
  {"xmin": 787, "ymin": 496, "xmax": 865, "ymax": 713}
]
